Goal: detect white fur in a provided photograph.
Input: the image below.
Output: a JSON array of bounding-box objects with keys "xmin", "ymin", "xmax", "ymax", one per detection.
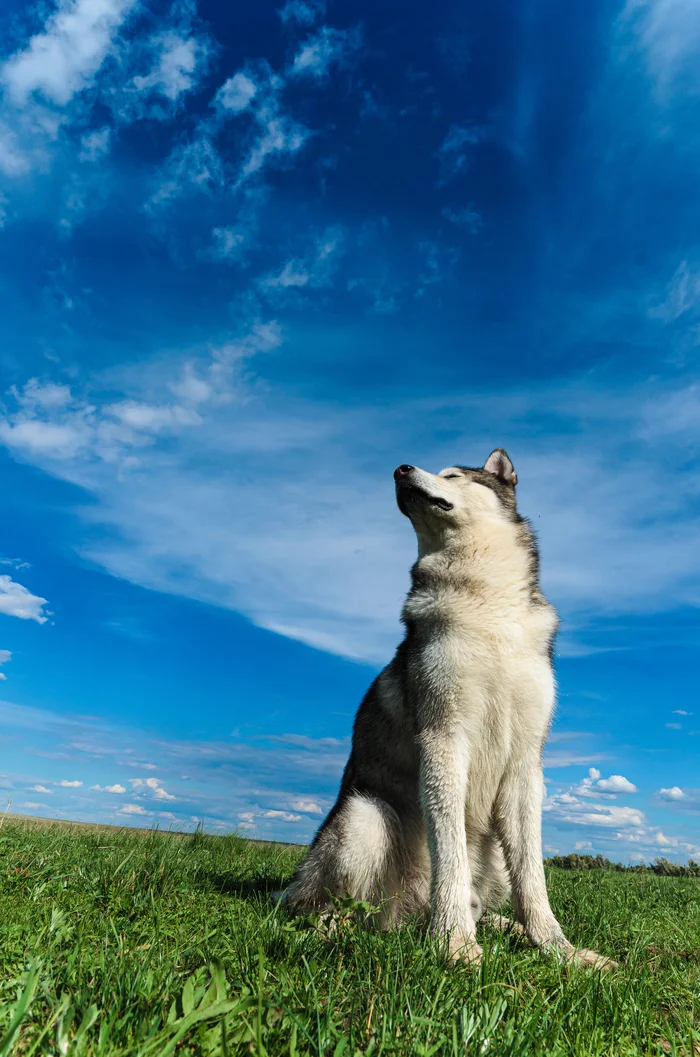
[{"xmin": 284, "ymin": 456, "xmax": 616, "ymax": 970}]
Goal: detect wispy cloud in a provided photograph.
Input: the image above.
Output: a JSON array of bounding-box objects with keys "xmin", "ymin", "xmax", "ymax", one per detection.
[
  {"xmin": 437, "ymin": 123, "xmax": 484, "ymax": 183},
  {"xmin": 0, "ymin": 650, "xmax": 10, "ymax": 681},
  {"xmin": 0, "ymin": 0, "xmax": 137, "ymax": 176},
  {"xmin": 4, "ymin": 348, "xmax": 700, "ymax": 664},
  {"xmin": 278, "ymin": 0, "xmax": 325, "ymax": 27},
  {"xmin": 0, "ymin": 698, "xmax": 344, "ymax": 839},
  {"xmin": 289, "ymin": 26, "xmax": 361, "ymax": 80}
]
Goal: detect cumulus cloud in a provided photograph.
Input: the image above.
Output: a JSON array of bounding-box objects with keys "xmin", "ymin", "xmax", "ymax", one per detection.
[
  {"xmin": 573, "ymin": 768, "xmax": 638, "ymax": 798},
  {"xmin": 58, "ymin": 779, "xmax": 82, "ymax": 787},
  {"xmin": 0, "ymin": 649, "xmax": 10, "ymax": 680},
  {"xmin": 658, "ymin": 786, "xmax": 685, "ymax": 801},
  {"xmin": 119, "ymin": 803, "xmax": 148, "ymax": 815},
  {"xmin": 214, "ymin": 71, "xmax": 257, "ymax": 114},
  {"xmin": 262, "ymin": 809, "xmax": 302, "ymax": 822},
  {"xmin": 30, "ymin": 784, "xmax": 52, "ymax": 794},
  {"xmin": 545, "ymin": 791, "xmax": 646, "ymax": 830},
  {"xmin": 130, "ymin": 776, "xmax": 175, "ymax": 800},
  {"xmin": 0, "ymin": 576, "xmax": 48, "ymax": 623}
]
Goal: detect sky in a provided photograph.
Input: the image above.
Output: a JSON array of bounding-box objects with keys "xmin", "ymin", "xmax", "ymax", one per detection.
[{"xmin": 0, "ymin": 0, "xmax": 698, "ymax": 860}]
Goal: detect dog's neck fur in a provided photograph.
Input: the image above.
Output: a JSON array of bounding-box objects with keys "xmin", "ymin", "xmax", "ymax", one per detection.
[{"xmin": 403, "ymin": 514, "xmax": 541, "ymax": 624}]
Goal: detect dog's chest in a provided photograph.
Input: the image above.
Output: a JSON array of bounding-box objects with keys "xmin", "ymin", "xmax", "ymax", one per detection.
[{"xmin": 410, "ymin": 603, "xmax": 556, "ymax": 727}]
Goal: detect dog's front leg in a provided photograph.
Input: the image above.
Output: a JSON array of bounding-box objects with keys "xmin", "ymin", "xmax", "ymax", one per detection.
[
  {"xmin": 495, "ymin": 759, "xmax": 616, "ymax": 970},
  {"xmin": 419, "ymin": 729, "xmax": 480, "ymax": 966}
]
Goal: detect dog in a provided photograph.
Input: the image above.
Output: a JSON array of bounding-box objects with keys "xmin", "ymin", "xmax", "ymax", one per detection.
[{"xmin": 282, "ymin": 449, "xmax": 614, "ymax": 969}]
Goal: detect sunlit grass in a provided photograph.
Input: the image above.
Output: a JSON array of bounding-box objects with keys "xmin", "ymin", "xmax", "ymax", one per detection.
[{"xmin": 1, "ymin": 821, "xmax": 699, "ymax": 1055}]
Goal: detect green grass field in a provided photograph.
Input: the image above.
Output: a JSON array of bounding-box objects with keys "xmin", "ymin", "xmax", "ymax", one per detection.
[{"xmin": 1, "ymin": 821, "xmax": 699, "ymax": 1056}]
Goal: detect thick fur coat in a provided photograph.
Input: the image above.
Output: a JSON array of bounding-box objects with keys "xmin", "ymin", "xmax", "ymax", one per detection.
[{"xmin": 283, "ymin": 450, "xmax": 613, "ymax": 969}]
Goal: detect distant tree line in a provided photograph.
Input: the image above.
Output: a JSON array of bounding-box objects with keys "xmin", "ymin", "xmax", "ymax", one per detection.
[{"xmin": 545, "ymin": 853, "xmax": 700, "ymax": 876}]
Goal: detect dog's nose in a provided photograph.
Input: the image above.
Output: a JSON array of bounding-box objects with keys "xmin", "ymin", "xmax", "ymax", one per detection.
[{"xmin": 394, "ymin": 464, "xmax": 414, "ymax": 481}]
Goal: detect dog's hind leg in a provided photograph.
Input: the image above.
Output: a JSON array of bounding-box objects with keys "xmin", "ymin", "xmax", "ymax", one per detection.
[{"xmin": 282, "ymin": 793, "xmax": 404, "ymax": 916}]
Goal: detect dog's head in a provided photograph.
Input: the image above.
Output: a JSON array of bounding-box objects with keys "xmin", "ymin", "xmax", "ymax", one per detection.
[{"xmin": 394, "ymin": 449, "xmax": 518, "ymax": 537}]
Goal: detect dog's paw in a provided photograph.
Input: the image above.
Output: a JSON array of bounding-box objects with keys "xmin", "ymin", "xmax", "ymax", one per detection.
[
  {"xmin": 445, "ymin": 931, "xmax": 483, "ymax": 967},
  {"xmin": 567, "ymin": 947, "xmax": 618, "ymax": 971}
]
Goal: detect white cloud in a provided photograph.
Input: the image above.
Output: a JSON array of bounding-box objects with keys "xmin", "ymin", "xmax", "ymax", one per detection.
[
  {"xmin": 112, "ymin": 1, "xmax": 213, "ymax": 124},
  {"xmin": 119, "ymin": 803, "xmax": 148, "ymax": 815},
  {"xmin": 58, "ymin": 779, "xmax": 82, "ymax": 787},
  {"xmin": 30, "ymin": 784, "xmax": 52, "ymax": 794},
  {"xmin": 105, "ymin": 783, "xmax": 126, "ymax": 793},
  {"xmin": 5, "ymin": 353, "xmax": 700, "ymax": 664},
  {"xmin": 146, "ymin": 134, "xmax": 224, "ymax": 209},
  {"xmin": 673, "ymin": 709, "xmax": 692, "ymax": 715},
  {"xmin": 0, "ymin": 0, "xmax": 138, "ymax": 177},
  {"xmin": 573, "ymin": 768, "xmax": 638, "ymax": 798},
  {"xmin": 289, "ymin": 797, "xmax": 324, "ymax": 814},
  {"xmin": 213, "ymin": 61, "xmax": 309, "ymax": 188},
  {"xmin": 0, "ymin": 577, "xmax": 48, "ymax": 623},
  {"xmin": 262, "ymin": 809, "xmax": 302, "ymax": 822},
  {"xmin": 0, "ymin": 649, "xmax": 10, "ymax": 680},
  {"xmin": 574, "ymin": 841, "xmax": 593, "ymax": 851},
  {"xmin": 79, "ymin": 125, "xmax": 110, "ymax": 161},
  {"xmin": 130, "ymin": 777, "xmax": 161, "ymax": 789},
  {"xmin": 595, "ymin": 773, "xmax": 638, "ymax": 795},
  {"xmin": 131, "ymin": 33, "xmax": 201, "ymax": 102},
  {"xmin": 1, "ymin": 0, "xmax": 137, "ymax": 108},
  {"xmin": 260, "ymin": 226, "xmax": 343, "ymax": 296},
  {"xmin": 658, "ymin": 786, "xmax": 685, "ymax": 800},
  {"xmin": 21, "ymin": 801, "xmax": 48, "ymax": 809},
  {"xmin": 209, "ymin": 225, "xmax": 247, "ymax": 261},
  {"xmin": 130, "ymin": 776, "xmax": 175, "ymax": 800},
  {"xmin": 545, "ymin": 769, "xmax": 646, "ymax": 832},
  {"xmin": 214, "ymin": 72, "xmax": 257, "ymax": 114},
  {"xmin": 289, "ymin": 26, "xmax": 361, "ymax": 79},
  {"xmin": 665, "ymin": 722, "xmax": 682, "ymax": 729}
]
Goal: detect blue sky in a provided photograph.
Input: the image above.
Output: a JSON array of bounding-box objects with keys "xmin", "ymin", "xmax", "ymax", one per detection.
[{"xmin": 0, "ymin": 0, "xmax": 699, "ymax": 859}]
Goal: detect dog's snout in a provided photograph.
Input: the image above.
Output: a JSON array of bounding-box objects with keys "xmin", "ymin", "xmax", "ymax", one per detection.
[{"xmin": 394, "ymin": 464, "xmax": 414, "ymax": 481}]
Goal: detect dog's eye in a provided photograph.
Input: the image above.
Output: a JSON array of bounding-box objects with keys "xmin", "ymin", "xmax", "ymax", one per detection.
[{"xmin": 443, "ymin": 474, "xmax": 460, "ymax": 479}]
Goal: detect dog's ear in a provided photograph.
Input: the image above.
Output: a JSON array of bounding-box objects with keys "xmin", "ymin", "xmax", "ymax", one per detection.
[{"xmin": 483, "ymin": 448, "xmax": 517, "ymax": 486}]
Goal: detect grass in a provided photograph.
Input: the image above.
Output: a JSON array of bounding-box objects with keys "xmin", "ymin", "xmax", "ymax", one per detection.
[{"xmin": 1, "ymin": 821, "xmax": 699, "ymax": 1055}]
